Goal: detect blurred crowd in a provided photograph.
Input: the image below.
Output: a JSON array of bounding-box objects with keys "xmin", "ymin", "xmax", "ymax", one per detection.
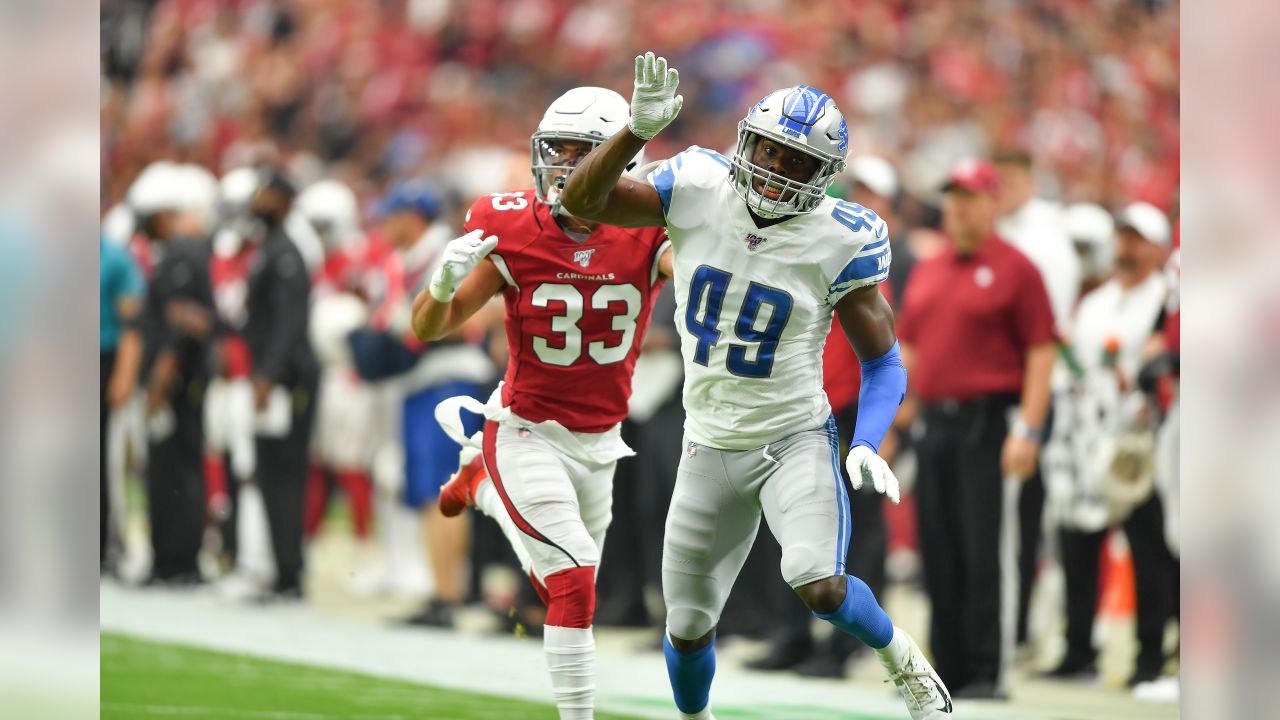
[{"xmin": 100, "ymin": 0, "xmax": 1180, "ymax": 705}]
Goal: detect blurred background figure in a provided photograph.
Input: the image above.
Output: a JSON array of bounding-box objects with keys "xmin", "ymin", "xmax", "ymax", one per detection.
[
  {"xmin": 100, "ymin": 229, "xmax": 145, "ymax": 572},
  {"xmin": 131, "ymin": 161, "xmax": 219, "ymax": 586},
  {"xmin": 1065, "ymin": 203, "xmax": 1118, "ymax": 298},
  {"xmin": 297, "ymin": 178, "xmax": 383, "ymax": 589},
  {"xmin": 898, "ymin": 159, "xmax": 1057, "ymax": 700},
  {"xmin": 1042, "ymin": 202, "xmax": 1178, "ymax": 688},
  {"xmin": 366, "ymin": 180, "xmax": 492, "ymax": 626},
  {"xmin": 239, "ymin": 169, "xmax": 319, "ymax": 601},
  {"xmin": 993, "ymin": 149, "xmax": 1080, "ymax": 653}
]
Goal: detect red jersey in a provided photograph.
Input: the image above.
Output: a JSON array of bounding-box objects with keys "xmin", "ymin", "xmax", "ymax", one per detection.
[
  {"xmin": 466, "ymin": 190, "xmax": 670, "ymax": 433},
  {"xmin": 898, "ymin": 235, "xmax": 1056, "ymax": 403},
  {"xmin": 211, "ymin": 240, "xmax": 258, "ymax": 378}
]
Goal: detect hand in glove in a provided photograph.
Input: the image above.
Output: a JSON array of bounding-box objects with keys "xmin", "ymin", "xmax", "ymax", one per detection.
[
  {"xmin": 429, "ymin": 229, "xmax": 499, "ymax": 302},
  {"xmin": 847, "ymin": 444, "xmax": 901, "ymax": 505},
  {"xmin": 629, "ymin": 51, "xmax": 683, "ymax": 141}
]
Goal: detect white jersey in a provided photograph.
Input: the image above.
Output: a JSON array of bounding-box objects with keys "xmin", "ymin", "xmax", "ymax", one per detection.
[{"xmin": 648, "ymin": 146, "xmax": 890, "ymax": 450}]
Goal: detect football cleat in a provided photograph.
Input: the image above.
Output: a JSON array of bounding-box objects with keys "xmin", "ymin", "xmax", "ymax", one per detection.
[
  {"xmin": 878, "ymin": 628, "xmax": 953, "ymax": 719},
  {"xmin": 438, "ymin": 454, "xmax": 488, "ymax": 518}
]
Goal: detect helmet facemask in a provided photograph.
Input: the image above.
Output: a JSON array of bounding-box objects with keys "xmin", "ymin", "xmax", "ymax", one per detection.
[
  {"xmin": 730, "ymin": 123, "xmax": 842, "ymax": 218},
  {"xmin": 531, "ymin": 131, "xmax": 606, "ymax": 215}
]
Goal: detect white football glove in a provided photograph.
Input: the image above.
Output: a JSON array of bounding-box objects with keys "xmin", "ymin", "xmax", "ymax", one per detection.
[
  {"xmin": 846, "ymin": 445, "xmax": 901, "ymax": 505},
  {"xmin": 428, "ymin": 228, "xmax": 499, "ymax": 302},
  {"xmin": 629, "ymin": 51, "xmax": 683, "ymax": 141}
]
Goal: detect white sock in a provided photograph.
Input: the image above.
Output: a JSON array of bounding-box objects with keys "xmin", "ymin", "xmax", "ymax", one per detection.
[
  {"xmin": 236, "ymin": 483, "xmax": 275, "ymax": 583},
  {"xmin": 543, "ymin": 625, "xmax": 595, "ymax": 720},
  {"xmin": 874, "ymin": 626, "xmax": 911, "ymax": 669},
  {"xmin": 475, "ymin": 480, "xmax": 534, "ymax": 576},
  {"xmin": 679, "ymin": 707, "xmax": 715, "ymax": 720}
]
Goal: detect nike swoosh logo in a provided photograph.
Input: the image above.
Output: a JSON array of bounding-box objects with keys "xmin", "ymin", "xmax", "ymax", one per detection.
[{"xmin": 937, "ymin": 681, "xmax": 953, "ymax": 713}]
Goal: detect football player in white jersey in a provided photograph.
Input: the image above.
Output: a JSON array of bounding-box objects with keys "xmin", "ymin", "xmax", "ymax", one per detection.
[{"xmin": 561, "ymin": 53, "xmax": 952, "ymax": 720}]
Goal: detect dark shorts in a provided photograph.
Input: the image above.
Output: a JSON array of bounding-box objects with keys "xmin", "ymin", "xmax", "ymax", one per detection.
[{"xmin": 402, "ymin": 381, "xmax": 485, "ymax": 509}]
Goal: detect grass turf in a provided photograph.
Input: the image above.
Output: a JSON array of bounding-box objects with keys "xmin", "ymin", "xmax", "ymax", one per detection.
[{"xmin": 101, "ymin": 632, "xmax": 645, "ymax": 719}]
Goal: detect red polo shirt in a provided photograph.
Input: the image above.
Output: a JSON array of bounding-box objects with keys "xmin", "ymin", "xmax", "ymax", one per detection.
[{"xmin": 898, "ymin": 235, "xmax": 1056, "ymax": 403}]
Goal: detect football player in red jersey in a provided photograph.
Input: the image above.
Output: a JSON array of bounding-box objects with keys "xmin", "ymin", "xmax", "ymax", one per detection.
[{"xmin": 412, "ymin": 87, "xmax": 672, "ymax": 720}]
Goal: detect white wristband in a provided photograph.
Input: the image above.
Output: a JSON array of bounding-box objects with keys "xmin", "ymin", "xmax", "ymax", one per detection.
[{"xmin": 429, "ymin": 273, "xmax": 455, "ymax": 303}]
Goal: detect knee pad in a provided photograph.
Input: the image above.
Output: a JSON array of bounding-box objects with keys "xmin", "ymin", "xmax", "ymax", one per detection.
[
  {"xmin": 666, "ymin": 606, "xmax": 716, "ymax": 642},
  {"xmin": 544, "ymin": 565, "xmax": 596, "ymax": 629},
  {"xmin": 780, "ymin": 542, "xmax": 825, "ymax": 587}
]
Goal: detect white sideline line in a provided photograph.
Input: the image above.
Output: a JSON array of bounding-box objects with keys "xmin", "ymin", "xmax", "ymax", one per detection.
[{"xmin": 100, "ymin": 582, "xmax": 1038, "ymax": 720}]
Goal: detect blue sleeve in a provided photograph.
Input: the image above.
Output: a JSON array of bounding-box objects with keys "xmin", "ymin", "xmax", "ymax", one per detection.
[
  {"xmin": 120, "ymin": 250, "xmax": 145, "ymax": 299},
  {"xmin": 851, "ymin": 341, "xmax": 906, "ymax": 453},
  {"xmin": 828, "ymin": 235, "xmax": 890, "ymax": 302},
  {"xmin": 648, "ymin": 158, "xmax": 676, "ymax": 216}
]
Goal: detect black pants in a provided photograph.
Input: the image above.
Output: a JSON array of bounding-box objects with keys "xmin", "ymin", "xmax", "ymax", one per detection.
[
  {"xmin": 1017, "ymin": 469, "xmax": 1045, "ymax": 644},
  {"xmin": 146, "ymin": 379, "xmax": 207, "ymax": 581},
  {"xmin": 254, "ymin": 377, "xmax": 318, "ymax": 593},
  {"xmin": 916, "ymin": 395, "xmax": 1017, "ymax": 691},
  {"xmin": 101, "ymin": 351, "xmax": 116, "ymax": 565},
  {"xmin": 1059, "ymin": 493, "xmax": 1177, "ymax": 675}
]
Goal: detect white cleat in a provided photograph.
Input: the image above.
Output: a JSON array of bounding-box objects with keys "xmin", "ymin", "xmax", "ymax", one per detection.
[{"xmin": 876, "ymin": 627, "xmax": 953, "ymax": 719}]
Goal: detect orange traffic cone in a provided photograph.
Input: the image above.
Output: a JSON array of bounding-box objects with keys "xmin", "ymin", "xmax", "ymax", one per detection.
[{"xmin": 1098, "ymin": 530, "xmax": 1137, "ymax": 620}]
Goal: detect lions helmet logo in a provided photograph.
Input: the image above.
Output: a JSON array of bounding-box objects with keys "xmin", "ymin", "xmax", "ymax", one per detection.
[{"xmin": 573, "ymin": 249, "xmax": 596, "ymax": 268}]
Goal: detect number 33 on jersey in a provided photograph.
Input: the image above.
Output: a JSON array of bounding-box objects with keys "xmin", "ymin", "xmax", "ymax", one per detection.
[{"xmin": 465, "ymin": 190, "xmax": 671, "ymax": 434}]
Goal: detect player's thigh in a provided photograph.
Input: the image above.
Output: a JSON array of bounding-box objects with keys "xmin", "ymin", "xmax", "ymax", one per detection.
[
  {"xmin": 662, "ymin": 441, "xmax": 762, "ymax": 640},
  {"xmin": 483, "ymin": 421, "xmax": 600, "ymax": 577},
  {"xmin": 758, "ymin": 419, "xmax": 849, "ymax": 588},
  {"xmin": 569, "ymin": 458, "xmax": 616, "ymax": 557}
]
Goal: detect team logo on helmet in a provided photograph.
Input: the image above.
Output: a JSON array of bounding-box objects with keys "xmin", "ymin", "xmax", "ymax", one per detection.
[
  {"xmin": 573, "ymin": 248, "xmax": 596, "ymax": 268},
  {"xmin": 744, "ymin": 233, "xmax": 769, "ymax": 251}
]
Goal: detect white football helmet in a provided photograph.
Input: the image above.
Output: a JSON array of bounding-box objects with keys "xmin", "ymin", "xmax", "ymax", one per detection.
[
  {"xmin": 175, "ymin": 163, "xmax": 219, "ymax": 234},
  {"xmin": 127, "ymin": 161, "xmax": 185, "ymax": 219},
  {"xmin": 1065, "ymin": 202, "xmax": 1116, "ymax": 281},
  {"xmin": 531, "ymin": 86, "xmax": 645, "ymax": 213},
  {"xmin": 296, "ymin": 179, "xmax": 361, "ymax": 253},
  {"xmin": 730, "ymin": 85, "xmax": 849, "ymax": 217}
]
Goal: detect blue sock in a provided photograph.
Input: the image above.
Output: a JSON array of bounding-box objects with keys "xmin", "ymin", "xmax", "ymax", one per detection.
[
  {"xmin": 663, "ymin": 633, "xmax": 715, "ymax": 714},
  {"xmin": 813, "ymin": 575, "xmax": 894, "ymax": 649}
]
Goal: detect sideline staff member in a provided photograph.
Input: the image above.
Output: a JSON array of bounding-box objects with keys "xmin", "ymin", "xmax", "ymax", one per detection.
[
  {"xmin": 244, "ymin": 170, "xmax": 319, "ymax": 599},
  {"xmin": 897, "ymin": 159, "xmax": 1056, "ymax": 699}
]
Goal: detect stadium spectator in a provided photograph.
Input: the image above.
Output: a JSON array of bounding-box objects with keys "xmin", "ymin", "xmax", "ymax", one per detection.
[
  {"xmin": 898, "ymin": 159, "xmax": 1056, "ymax": 699},
  {"xmin": 1042, "ymin": 202, "xmax": 1177, "ymax": 687},
  {"xmin": 242, "ymin": 169, "xmax": 320, "ymax": 600}
]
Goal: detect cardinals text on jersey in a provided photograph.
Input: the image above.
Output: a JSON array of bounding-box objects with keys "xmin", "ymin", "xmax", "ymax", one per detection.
[
  {"xmin": 648, "ymin": 146, "xmax": 890, "ymax": 450},
  {"xmin": 465, "ymin": 190, "xmax": 670, "ymax": 433}
]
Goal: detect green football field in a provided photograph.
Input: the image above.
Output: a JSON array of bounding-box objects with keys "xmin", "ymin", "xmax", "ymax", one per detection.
[{"xmin": 101, "ymin": 632, "xmax": 646, "ymax": 719}]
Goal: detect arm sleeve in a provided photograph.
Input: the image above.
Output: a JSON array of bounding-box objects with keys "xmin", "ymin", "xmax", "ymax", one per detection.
[
  {"xmin": 851, "ymin": 341, "xmax": 907, "ymax": 453},
  {"xmin": 254, "ymin": 249, "xmax": 310, "ymax": 384}
]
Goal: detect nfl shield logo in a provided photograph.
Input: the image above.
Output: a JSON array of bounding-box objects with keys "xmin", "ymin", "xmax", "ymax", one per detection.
[
  {"xmin": 573, "ymin": 249, "xmax": 596, "ymax": 268},
  {"xmin": 744, "ymin": 233, "xmax": 768, "ymax": 251}
]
